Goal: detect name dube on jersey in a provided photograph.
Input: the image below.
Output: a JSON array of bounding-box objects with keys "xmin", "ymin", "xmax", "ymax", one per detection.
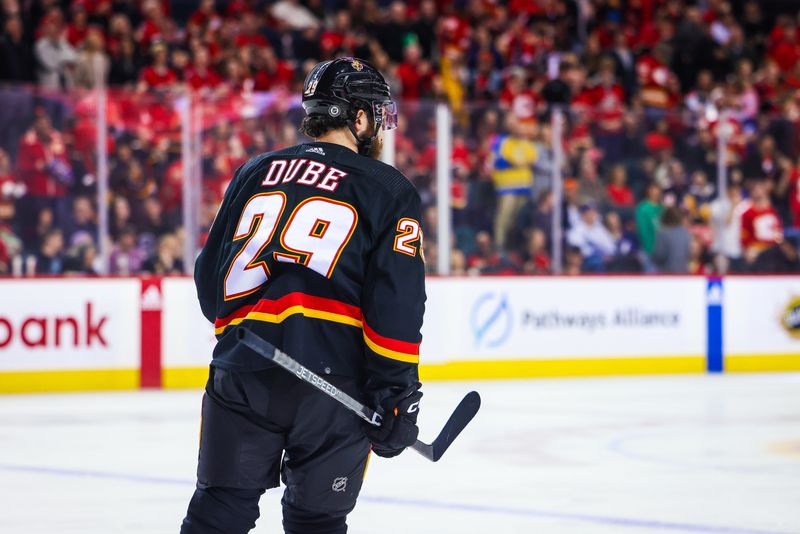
[{"xmin": 260, "ymin": 157, "xmax": 348, "ymax": 192}]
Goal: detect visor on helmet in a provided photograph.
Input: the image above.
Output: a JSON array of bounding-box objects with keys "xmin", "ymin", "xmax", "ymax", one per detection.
[{"xmin": 373, "ymin": 101, "xmax": 398, "ymax": 131}]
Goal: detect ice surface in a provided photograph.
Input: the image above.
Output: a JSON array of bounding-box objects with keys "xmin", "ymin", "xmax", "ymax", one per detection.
[{"xmin": 1, "ymin": 374, "xmax": 799, "ymax": 534}]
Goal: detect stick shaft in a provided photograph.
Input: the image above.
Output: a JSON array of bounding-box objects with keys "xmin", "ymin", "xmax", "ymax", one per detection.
[
  {"xmin": 236, "ymin": 328, "xmax": 473, "ymax": 461},
  {"xmin": 237, "ymin": 329, "xmax": 382, "ymax": 426},
  {"xmin": 272, "ymin": 347, "xmax": 383, "ymax": 426}
]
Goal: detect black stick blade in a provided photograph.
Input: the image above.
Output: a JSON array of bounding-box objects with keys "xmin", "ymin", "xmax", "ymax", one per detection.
[{"xmin": 413, "ymin": 391, "xmax": 481, "ymax": 462}]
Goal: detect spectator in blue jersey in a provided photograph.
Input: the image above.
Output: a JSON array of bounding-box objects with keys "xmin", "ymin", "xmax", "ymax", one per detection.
[
  {"xmin": 490, "ymin": 113, "xmax": 538, "ymax": 251},
  {"xmin": 605, "ymin": 211, "xmax": 642, "ymax": 272}
]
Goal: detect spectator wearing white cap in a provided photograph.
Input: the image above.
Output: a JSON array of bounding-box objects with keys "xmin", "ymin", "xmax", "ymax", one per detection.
[
  {"xmin": 34, "ymin": 12, "xmax": 77, "ymax": 90},
  {"xmin": 567, "ymin": 201, "xmax": 616, "ymax": 272}
]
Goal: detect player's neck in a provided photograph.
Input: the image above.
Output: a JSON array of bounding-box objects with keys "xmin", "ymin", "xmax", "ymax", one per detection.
[{"xmin": 315, "ymin": 129, "xmax": 358, "ymax": 154}]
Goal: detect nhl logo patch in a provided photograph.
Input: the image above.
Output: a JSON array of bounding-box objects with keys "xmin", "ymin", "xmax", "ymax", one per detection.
[{"xmin": 332, "ymin": 477, "xmax": 347, "ymax": 492}]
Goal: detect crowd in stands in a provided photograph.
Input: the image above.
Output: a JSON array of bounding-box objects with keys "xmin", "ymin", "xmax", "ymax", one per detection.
[{"xmin": 1, "ymin": 0, "xmax": 800, "ymax": 276}]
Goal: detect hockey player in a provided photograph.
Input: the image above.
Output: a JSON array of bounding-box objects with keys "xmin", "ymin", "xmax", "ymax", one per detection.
[{"xmin": 180, "ymin": 57, "xmax": 426, "ymax": 534}]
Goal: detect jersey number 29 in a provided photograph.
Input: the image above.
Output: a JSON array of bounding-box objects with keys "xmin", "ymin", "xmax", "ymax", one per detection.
[{"xmin": 224, "ymin": 192, "xmax": 357, "ymax": 300}]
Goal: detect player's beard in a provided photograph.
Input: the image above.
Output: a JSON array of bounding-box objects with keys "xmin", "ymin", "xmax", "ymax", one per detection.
[{"xmin": 367, "ymin": 135, "xmax": 383, "ymax": 160}]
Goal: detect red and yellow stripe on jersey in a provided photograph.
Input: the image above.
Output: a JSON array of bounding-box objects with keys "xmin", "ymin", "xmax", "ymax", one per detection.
[
  {"xmin": 361, "ymin": 322, "xmax": 419, "ymax": 363},
  {"xmin": 213, "ymin": 292, "xmax": 420, "ymax": 364},
  {"xmin": 214, "ymin": 292, "xmax": 362, "ymax": 333}
]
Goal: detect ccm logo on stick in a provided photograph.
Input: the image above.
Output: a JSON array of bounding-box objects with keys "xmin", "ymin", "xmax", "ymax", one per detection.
[
  {"xmin": 262, "ymin": 159, "xmax": 347, "ymax": 192},
  {"xmin": 0, "ymin": 302, "xmax": 108, "ymax": 349}
]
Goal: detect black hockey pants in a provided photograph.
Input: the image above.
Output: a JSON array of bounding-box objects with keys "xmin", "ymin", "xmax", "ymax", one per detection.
[{"xmin": 180, "ymin": 366, "xmax": 371, "ymax": 534}]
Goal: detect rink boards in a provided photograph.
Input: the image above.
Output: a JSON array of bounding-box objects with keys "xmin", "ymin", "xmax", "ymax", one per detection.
[{"xmin": 0, "ymin": 275, "xmax": 799, "ymax": 392}]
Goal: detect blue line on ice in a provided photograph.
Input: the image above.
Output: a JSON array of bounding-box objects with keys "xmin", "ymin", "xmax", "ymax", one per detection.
[{"xmin": 0, "ymin": 463, "xmax": 794, "ymax": 534}]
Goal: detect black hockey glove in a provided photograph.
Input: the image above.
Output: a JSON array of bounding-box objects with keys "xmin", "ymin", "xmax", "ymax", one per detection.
[{"xmin": 367, "ymin": 388, "xmax": 422, "ymax": 458}]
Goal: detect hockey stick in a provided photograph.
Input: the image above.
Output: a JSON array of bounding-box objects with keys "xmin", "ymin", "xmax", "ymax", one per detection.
[{"xmin": 236, "ymin": 327, "xmax": 480, "ymax": 462}]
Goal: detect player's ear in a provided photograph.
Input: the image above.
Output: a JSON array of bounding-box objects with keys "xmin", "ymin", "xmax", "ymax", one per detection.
[{"xmin": 354, "ymin": 108, "xmax": 369, "ymax": 136}]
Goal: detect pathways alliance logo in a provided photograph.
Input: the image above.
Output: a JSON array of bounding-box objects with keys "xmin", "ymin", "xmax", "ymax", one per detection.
[{"xmin": 471, "ymin": 292, "xmax": 513, "ymax": 348}]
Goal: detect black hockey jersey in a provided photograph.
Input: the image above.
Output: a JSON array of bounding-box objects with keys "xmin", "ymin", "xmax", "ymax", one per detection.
[{"xmin": 195, "ymin": 141, "xmax": 426, "ymax": 403}]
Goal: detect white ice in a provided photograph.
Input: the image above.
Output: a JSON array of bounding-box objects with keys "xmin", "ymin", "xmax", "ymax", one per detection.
[{"xmin": 1, "ymin": 374, "xmax": 799, "ymax": 534}]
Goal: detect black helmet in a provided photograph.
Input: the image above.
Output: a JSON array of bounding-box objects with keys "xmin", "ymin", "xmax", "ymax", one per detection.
[{"xmin": 302, "ymin": 57, "xmax": 397, "ymax": 155}]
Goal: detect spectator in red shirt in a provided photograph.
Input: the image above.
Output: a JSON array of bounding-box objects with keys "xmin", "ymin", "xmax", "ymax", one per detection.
[
  {"xmin": 66, "ymin": 1, "xmax": 90, "ymax": 48},
  {"xmin": 754, "ymin": 60, "xmax": 781, "ymax": 112},
  {"xmin": 606, "ymin": 164, "xmax": 635, "ymax": 207},
  {"xmin": 468, "ymin": 48, "xmax": 502, "ymax": 103},
  {"xmin": 185, "ymin": 47, "xmax": 222, "ymax": 92},
  {"xmin": 587, "ymin": 58, "xmax": 626, "ymax": 161},
  {"xmin": 137, "ymin": 4, "xmax": 159, "ymax": 44},
  {"xmin": 235, "ymin": 12, "xmax": 269, "ymax": 50},
  {"xmin": 159, "ymin": 160, "xmax": 184, "ymax": 217},
  {"xmin": 138, "ymin": 41, "xmax": 177, "ymax": 90},
  {"xmin": 520, "ymin": 228, "xmax": 551, "ymax": 274},
  {"xmin": 0, "ymin": 149, "xmax": 16, "ymax": 196},
  {"xmin": 136, "ymin": 0, "xmax": 173, "ymax": 49},
  {"xmin": 395, "ymin": 42, "xmax": 433, "ymax": 101},
  {"xmin": 497, "ymin": 16, "xmax": 541, "ymax": 68},
  {"xmin": 644, "ymin": 119, "xmax": 674, "ymax": 154},
  {"xmin": 439, "ymin": 13, "xmax": 470, "ymax": 56},
  {"xmin": 741, "ymin": 180, "xmax": 783, "ymax": 263},
  {"xmin": 170, "ymin": 47, "xmax": 191, "ymax": 81},
  {"xmin": 16, "ymin": 114, "xmax": 73, "ymax": 226},
  {"xmin": 0, "ymin": 232, "xmax": 9, "ymax": 273},
  {"xmin": 637, "ymin": 44, "xmax": 679, "ymax": 117},
  {"xmin": 768, "ymin": 16, "xmax": 800, "ymax": 73},
  {"xmin": 106, "ymin": 13, "xmax": 133, "ymax": 57},
  {"xmin": 188, "ymin": 0, "xmax": 222, "ymax": 34},
  {"xmin": 220, "ymin": 53, "xmax": 250, "ymax": 90},
  {"xmin": 0, "ymin": 150, "xmax": 23, "ymax": 263},
  {"xmin": 787, "ymin": 160, "xmax": 800, "ymax": 227},
  {"xmin": 499, "ymin": 67, "xmax": 539, "ymax": 122},
  {"xmin": 319, "ymin": 11, "xmax": 353, "ymax": 57},
  {"xmin": 252, "ymin": 47, "xmax": 294, "ymax": 91},
  {"xmin": 467, "ymin": 231, "xmax": 516, "ymax": 275}
]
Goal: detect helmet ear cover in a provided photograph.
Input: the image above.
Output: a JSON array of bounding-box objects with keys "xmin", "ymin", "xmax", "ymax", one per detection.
[
  {"xmin": 301, "ymin": 99, "xmax": 357, "ymax": 121},
  {"xmin": 303, "ymin": 98, "xmax": 381, "ymax": 156}
]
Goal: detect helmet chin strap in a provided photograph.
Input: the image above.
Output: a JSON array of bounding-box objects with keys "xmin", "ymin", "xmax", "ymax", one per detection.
[{"xmin": 348, "ymin": 114, "xmax": 380, "ymax": 157}]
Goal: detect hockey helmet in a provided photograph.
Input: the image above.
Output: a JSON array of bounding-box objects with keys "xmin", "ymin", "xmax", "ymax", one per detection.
[{"xmin": 302, "ymin": 58, "xmax": 397, "ymax": 154}]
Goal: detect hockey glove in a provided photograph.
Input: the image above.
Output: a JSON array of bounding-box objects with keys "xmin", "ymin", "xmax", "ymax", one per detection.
[{"xmin": 367, "ymin": 388, "xmax": 422, "ymax": 458}]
